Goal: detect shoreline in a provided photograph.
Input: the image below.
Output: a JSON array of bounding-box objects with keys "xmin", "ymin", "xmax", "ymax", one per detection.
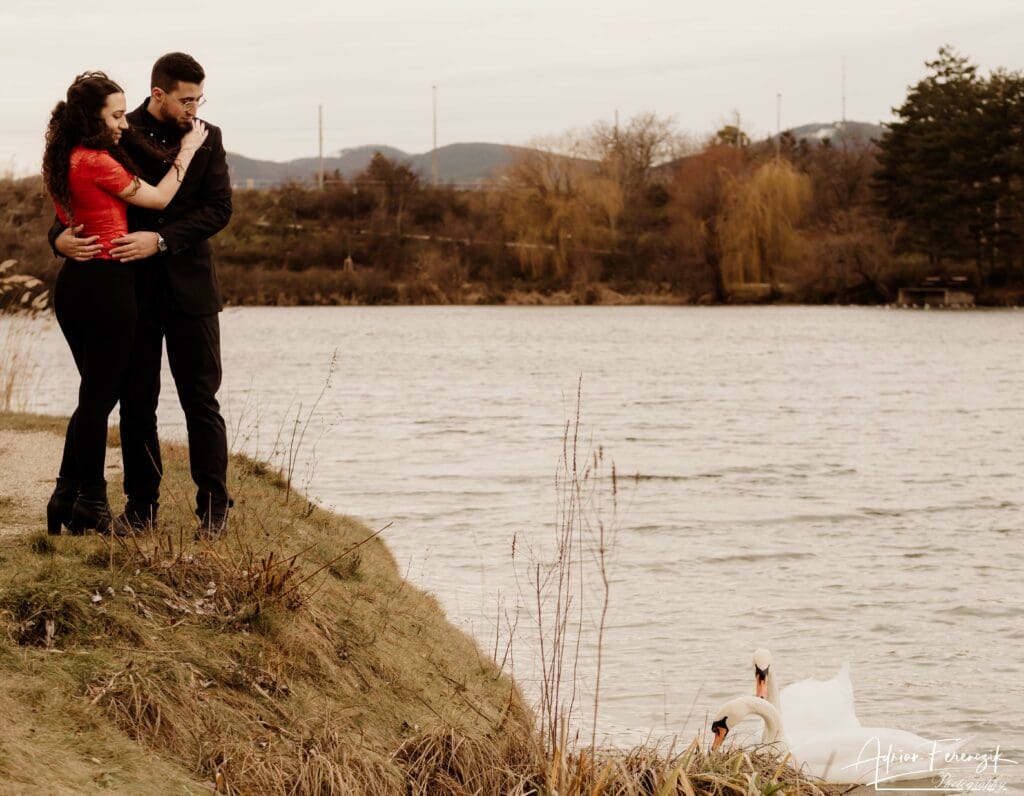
[
  {"xmin": 211, "ymin": 271, "xmax": 1024, "ymax": 309},
  {"xmin": 217, "ymin": 288, "xmax": 1024, "ymax": 309}
]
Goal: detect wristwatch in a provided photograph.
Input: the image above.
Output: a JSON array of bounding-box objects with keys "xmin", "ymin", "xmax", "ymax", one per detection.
[{"xmin": 157, "ymin": 234, "xmax": 168, "ymax": 253}]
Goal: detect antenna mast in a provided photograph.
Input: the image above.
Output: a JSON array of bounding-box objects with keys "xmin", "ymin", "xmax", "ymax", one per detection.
[
  {"xmin": 776, "ymin": 93, "xmax": 782, "ymax": 153},
  {"xmin": 431, "ymin": 85, "xmax": 439, "ymax": 187},
  {"xmin": 317, "ymin": 104, "xmax": 324, "ymax": 190},
  {"xmin": 841, "ymin": 57, "xmax": 847, "ymax": 125}
]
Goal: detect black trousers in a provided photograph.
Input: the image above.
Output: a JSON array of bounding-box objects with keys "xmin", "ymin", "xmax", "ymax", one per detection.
[
  {"xmin": 119, "ymin": 309, "xmax": 230, "ymax": 518},
  {"xmin": 53, "ymin": 259, "xmax": 137, "ymax": 489}
]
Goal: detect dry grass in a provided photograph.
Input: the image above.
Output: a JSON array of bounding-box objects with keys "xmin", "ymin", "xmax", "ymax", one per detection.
[{"xmin": 540, "ymin": 739, "xmax": 847, "ymax": 796}]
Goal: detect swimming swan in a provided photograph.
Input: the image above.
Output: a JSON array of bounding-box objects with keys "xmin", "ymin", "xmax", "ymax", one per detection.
[
  {"xmin": 711, "ymin": 694, "xmax": 965, "ymax": 785},
  {"xmin": 752, "ymin": 648, "xmax": 861, "ymax": 747}
]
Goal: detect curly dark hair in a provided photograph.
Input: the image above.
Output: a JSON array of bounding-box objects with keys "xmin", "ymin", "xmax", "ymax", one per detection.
[{"xmin": 42, "ymin": 71, "xmax": 140, "ymax": 223}]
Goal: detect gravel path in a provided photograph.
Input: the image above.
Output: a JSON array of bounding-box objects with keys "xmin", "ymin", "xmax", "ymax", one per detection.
[{"xmin": 0, "ymin": 429, "xmax": 123, "ymax": 536}]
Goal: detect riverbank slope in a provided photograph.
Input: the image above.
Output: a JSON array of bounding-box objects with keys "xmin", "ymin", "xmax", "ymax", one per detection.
[{"xmin": 0, "ymin": 412, "xmax": 535, "ymax": 794}]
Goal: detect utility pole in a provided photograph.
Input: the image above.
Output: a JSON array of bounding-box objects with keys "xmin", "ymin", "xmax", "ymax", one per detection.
[
  {"xmin": 431, "ymin": 85, "xmax": 439, "ymax": 187},
  {"xmin": 841, "ymin": 57, "xmax": 847, "ymax": 126},
  {"xmin": 776, "ymin": 93, "xmax": 782, "ymax": 154},
  {"xmin": 734, "ymin": 110, "xmax": 742, "ymax": 148},
  {"xmin": 317, "ymin": 104, "xmax": 324, "ymax": 190}
]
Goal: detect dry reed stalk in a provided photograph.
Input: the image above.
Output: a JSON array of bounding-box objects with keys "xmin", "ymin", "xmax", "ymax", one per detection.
[{"xmin": 522, "ymin": 378, "xmax": 616, "ymax": 762}]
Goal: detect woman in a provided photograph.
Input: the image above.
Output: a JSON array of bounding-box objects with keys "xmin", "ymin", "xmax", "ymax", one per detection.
[{"xmin": 42, "ymin": 71, "xmax": 207, "ymax": 535}]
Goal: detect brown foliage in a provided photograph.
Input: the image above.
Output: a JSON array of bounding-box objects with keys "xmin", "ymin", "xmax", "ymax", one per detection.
[
  {"xmin": 802, "ymin": 137, "xmax": 879, "ymax": 227},
  {"xmin": 719, "ymin": 158, "xmax": 813, "ymax": 289},
  {"xmin": 668, "ymin": 145, "xmax": 746, "ymax": 299},
  {"xmin": 500, "ymin": 139, "xmax": 611, "ymax": 283},
  {"xmin": 0, "ymin": 177, "xmax": 59, "ymax": 285}
]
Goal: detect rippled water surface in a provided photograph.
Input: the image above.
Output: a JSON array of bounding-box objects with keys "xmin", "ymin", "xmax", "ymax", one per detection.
[{"xmin": 11, "ymin": 306, "xmax": 1024, "ymax": 786}]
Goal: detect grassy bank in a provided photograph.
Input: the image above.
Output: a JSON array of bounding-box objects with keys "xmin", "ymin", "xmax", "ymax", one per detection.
[
  {"xmin": 0, "ymin": 412, "xmax": 538, "ymax": 793},
  {"xmin": 0, "ymin": 412, "xmax": 845, "ymax": 794}
]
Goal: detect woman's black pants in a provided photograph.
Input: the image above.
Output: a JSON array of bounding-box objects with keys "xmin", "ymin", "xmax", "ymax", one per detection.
[{"xmin": 53, "ymin": 259, "xmax": 137, "ymax": 490}]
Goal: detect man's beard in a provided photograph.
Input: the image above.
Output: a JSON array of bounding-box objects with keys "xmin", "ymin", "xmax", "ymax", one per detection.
[{"xmin": 123, "ymin": 126, "xmax": 181, "ymax": 162}]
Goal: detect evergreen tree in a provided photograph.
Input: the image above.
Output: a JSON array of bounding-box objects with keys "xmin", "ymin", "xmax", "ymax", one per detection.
[
  {"xmin": 977, "ymin": 69, "xmax": 1024, "ymax": 280},
  {"xmin": 875, "ymin": 47, "xmax": 1024, "ymax": 280},
  {"xmin": 874, "ymin": 47, "xmax": 982, "ymax": 265}
]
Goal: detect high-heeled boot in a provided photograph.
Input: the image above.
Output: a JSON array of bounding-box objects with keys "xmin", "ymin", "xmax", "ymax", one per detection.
[
  {"xmin": 46, "ymin": 477, "xmax": 78, "ymax": 535},
  {"xmin": 69, "ymin": 481, "xmax": 115, "ymax": 536}
]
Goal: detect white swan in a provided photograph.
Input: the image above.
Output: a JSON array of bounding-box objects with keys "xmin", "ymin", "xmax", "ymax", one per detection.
[
  {"xmin": 752, "ymin": 648, "xmax": 861, "ymax": 747},
  {"xmin": 711, "ymin": 695, "xmax": 784, "ymax": 750},
  {"xmin": 710, "ymin": 694, "xmax": 966, "ymax": 785}
]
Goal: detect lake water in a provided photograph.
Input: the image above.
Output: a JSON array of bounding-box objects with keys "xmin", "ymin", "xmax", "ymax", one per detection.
[{"xmin": 7, "ymin": 305, "xmax": 1023, "ymax": 788}]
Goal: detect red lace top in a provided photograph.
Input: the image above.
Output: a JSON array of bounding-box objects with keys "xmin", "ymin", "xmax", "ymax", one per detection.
[{"xmin": 54, "ymin": 147, "xmax": 137, "ymax": 260}]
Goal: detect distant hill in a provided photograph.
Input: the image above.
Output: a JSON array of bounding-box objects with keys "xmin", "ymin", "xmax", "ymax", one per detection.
[
  {"xmin": 228, "ymin": 121, "xmax": 889, "ymax": 188},
  {"xmin": 407, "ymin": 143, "xmax": 537, "ymax": 184},
  {"xmin": 227, "ymin": 142, "xmax": 533, "ymax": 188},
  {"xmin": 784, "ymin": 120, "xmax": 885, "ymax": 145}
]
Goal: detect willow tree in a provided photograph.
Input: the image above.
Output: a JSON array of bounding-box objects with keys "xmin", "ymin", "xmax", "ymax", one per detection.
[{"xmin": 718, "ymin": 158, "xmax": 812, "ymax": 290}]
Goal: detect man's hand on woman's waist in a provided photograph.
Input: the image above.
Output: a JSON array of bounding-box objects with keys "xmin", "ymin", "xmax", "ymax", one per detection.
[
  {"xmin": 110, "ymin": 232, "xmax": 160, "ymax": 262},
  {"xmin": 55, "ymin": 225, "xmax": 102, "ymax": 262}
]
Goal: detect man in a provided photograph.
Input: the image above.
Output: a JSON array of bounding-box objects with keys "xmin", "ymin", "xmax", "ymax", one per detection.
[{"xmin": 52, "ymin": 52, "xmax": 233, "ymax": 537}]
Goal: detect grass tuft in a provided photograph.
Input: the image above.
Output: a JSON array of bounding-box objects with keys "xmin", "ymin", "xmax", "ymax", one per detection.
[
  {"xmin": 394, "ymin": 724, "xmax": 540, "ymax": 795},
  {"xmin": 29, "ymin": 531, "xmax": 56, "ymax": 556},
  {"xmin": 0, "ymin": 578, "xmax": 90, "ymax": 647}
]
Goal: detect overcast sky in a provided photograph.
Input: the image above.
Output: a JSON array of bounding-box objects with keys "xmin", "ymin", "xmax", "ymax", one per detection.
[{"xmin": 2, "ymin": 0, "xmax": 1022, "ymax": 175}]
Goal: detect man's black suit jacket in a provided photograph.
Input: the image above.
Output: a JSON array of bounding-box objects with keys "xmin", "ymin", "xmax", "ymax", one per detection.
[{"xmin": 50, "ymin": 100, "xmax": 233, "ymax": 316}]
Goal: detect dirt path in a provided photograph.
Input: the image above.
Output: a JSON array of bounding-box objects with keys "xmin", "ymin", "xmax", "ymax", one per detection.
[{"xmin": 0, "ymin": 429, "xmax": 123, "ymax": 536}]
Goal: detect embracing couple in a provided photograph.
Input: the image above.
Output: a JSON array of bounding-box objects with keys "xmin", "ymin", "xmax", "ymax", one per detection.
[{"xmin": 42, "ymin": 52, "xmax": 232, "ymax": 539}]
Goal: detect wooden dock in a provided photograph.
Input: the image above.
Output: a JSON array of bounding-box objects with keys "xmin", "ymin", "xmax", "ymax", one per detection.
[{"xmin": 897, "ymin": 276, "xmax": 975, "ymax": 307}]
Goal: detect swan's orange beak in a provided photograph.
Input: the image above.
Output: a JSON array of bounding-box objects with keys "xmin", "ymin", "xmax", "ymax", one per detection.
[
  {"xmin": 754, "ymin": 664, "xmax": 769, "ymax": 698},
  {"xmin": 711, "ymin": 726, "xmax": 727, "ymax": 751},
  {"xmin": 755, "ymin": 673, "xmax": 767, "ymax": 699}
]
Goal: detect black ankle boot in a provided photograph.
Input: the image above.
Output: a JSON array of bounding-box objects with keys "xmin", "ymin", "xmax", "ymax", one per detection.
[
  {"xmin": 46, "ymin": 477, "xmax": 78, "ymax": 535},
  {"xmin": 69, "ymin": 482, "xmax": 115, "ymax": 536},
  {"xmin": 117, "ymin": 501, "xmax": 159, "ymax": 534}
]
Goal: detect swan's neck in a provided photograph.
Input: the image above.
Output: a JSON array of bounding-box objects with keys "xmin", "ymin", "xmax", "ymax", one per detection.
[
  {"xmin": 746, "ymin": 698, "xmax": 785, "ymax": 746},
  {"xmin": 766, "ymin": 669, "xmax": 781, "ymax": 711}
]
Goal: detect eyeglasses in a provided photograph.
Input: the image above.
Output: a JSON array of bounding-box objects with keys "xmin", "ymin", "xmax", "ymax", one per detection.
[{"xmin": 171, "ymin": 95, "xmax": 206, "ymax": 110}]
